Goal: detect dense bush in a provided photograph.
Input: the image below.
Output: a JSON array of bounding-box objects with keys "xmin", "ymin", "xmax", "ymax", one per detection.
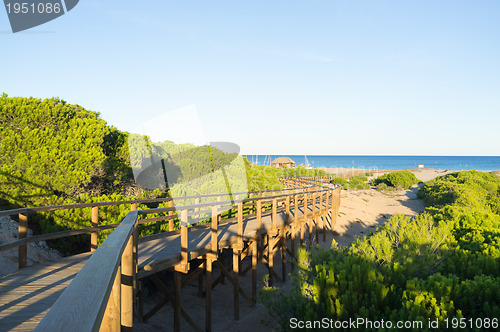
[
  {"xmin": 261, "ymin": 170, "xmax": 500, "ymax": 330},
  {"xmin": 373, "ymin": 170, "xmax": 420, "ymax": 189},
  {"xmin": 345, "ymin": 176, "xmax": 371, "ymax": 190},
  {"xmin": 376, "ymin": 182, "xmax": 388, "ymax": 191},
  {"xmin": 0, "ymin": 95, "xmax": 287, "ymax": 254},
  {"xmin": 330, "ymin": 177, "xmax": 348, "ymax": 186},
  {"xmin": 330, "ymin": 175, "xmax": 369, "ymax": 190}
]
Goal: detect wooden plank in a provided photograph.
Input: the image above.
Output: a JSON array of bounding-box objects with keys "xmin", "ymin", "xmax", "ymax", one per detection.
[
  {"xmin": 121, "ymin": 235, "xmax": 134, "ymax": 330},
  {"xmin": 233, "ymin": 248, "xmax": 240, "ymax": 320},
  {"xmin": 251, "ymin": 240, "xmax": 257, "ymax": 305},
  {"xmin": 34, "ymin": 211, "xmax": 138, "ymax": 332},
  {"xmin": 168, "ymin": 200, "xmax": 174, "ymax": 231},
  {"xmin": 206, "ymin": 257, "xmax": 212, "ymax": 332},
  {"xmin": 100, "ymin": 265, "xmax": 121, "ymax": 332},
  {"xmin": 18, "ymin": 213, "xmax": 27, "ymax": 269},
  {"xmin": 91, "ymin": 207, "xmax": 98, "ymax": 252}
]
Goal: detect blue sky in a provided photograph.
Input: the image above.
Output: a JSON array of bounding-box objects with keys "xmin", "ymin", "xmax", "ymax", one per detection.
[{"xmin": 1, "ymin": 1, "xmax": 499, "ymax": 155}]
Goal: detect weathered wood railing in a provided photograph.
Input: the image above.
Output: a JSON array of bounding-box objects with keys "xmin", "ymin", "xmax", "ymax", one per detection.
[
  {"xmin": 0, "ymin": 186, "xmax": 313, "ymax": 270},
  {"xmin": 0, "ymin": 178, "xmax": 341, "ymax": 331},
  {"xmin": 30, "ymin": 184, "xmax": 340, "ymax": 331},
  {"xmin": 34, "ymin": 211, "xmax": 138, "ymax": 331}
]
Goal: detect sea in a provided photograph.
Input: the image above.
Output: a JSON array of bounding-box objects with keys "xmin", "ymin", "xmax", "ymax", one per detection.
[{"xmin": 243, "ymin": 155, "xmax": 500, "ymax": 171}]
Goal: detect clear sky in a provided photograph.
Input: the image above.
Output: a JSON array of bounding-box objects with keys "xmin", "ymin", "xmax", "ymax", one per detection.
[{"xmin": 1, "ymin": 1, "xmax": 499, "ymax": 156}]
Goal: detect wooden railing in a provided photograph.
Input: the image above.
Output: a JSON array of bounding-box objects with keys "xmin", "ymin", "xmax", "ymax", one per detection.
[
  {"xmin": 1, "ymin": 178, "xmax": 341, "ymax": 331},
  {"xmin": 0, "ymin": 186, "xmax": 313, "ymax": 270},
  {"xmin": 34, "ymin": 211, "xmax": 138, "ymax": 331},
  {"xmin": 30, "ymin": 183, "xmax": 340, "ymax": 331}
]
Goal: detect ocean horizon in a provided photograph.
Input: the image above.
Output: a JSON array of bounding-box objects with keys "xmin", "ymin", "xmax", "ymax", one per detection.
[{"xmin": 243, "ymin": 155, "xmax": 500, "ymax": 171}]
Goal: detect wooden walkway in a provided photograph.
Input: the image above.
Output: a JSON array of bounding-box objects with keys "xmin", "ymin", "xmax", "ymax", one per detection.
[
  {"xmin": 0, "ymin": 253, "xmax": 91, "ymax": 331},
  {"xmin": 137, "ymin": 204, "xmax": 317, "ymax": 278},
  {"xmin": 0, "ymin": 181, "xmax": 340, "ymax": 331},
  {"xmin": 0, "ymin": 201, "xmax": 322, "ymax": 331}
]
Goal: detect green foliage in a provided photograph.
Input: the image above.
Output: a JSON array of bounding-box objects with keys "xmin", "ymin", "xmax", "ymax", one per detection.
[
  {"xmin": 376, "ymin": 182, "xmax": 388, "ymax": 191},
  {"xmin": 244, "ymin": 162, "xmax": 284, "ymax": 192},
  {"xmin": 0, "ymin": 95, "xmax": 108, "ymax": 206},
  {"xmin": 261, "ymin": 170, "xmax": 500, "ymax": 330},
  {"xmin": 330, "ymin": 177, "xmax": 347, "ymax": 186},
  {"xmin": 335, "ymin": 175, "xmax": 370, "ymax": 190},
  {"xmin": 281, "ymin": 166, "xmax": 327, "ymax": 177},
  {"xmin": 373, "ymin": 170, "xmax": 420, "ymax": 189},
  {"xmin": 0, "ymin": 94, "xmax": 327, "ymax": 255},
  {"xmin": 345, "ymin": 177, "xmax": 370, "ymax": 190},
  {"xmin": 331, "ymin": 175, "xmax": 369, "ymax": 190}
]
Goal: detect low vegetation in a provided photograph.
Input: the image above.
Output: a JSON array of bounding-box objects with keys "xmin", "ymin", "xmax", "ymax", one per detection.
[
  {"xmin": 261, "ymin": 170, "xmax": 500, "ymax": 330},
  {"xmin": 373, "ymin": 170, "xmax": 420, "ymax": 190},
  {"xmin": 331, "ymin": 175, "xmax": 370, "ymax": 190}
]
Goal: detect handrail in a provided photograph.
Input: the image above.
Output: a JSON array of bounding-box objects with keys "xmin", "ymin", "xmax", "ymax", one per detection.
[
  {"xmin": 34, "ymin": 211, "xmax": 138, "ymax": 331},
  {"xmin": 28, "ymin": 182, "xmax": 342, "ymax": 331},
  {"xmin": 0, "ymin": 179, "xmax": 336, "ymax": 269},
  {"xmin": 0, "ymin": 185, "xmax": 312, "ymax": 218}
]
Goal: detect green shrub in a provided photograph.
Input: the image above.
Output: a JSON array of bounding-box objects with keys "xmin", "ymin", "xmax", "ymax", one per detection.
[
  {"xmin": 373, "ymin": 170, "xmax": 419, "ymax": 189},
  {"xmin": 345, "ymin": 176, "xmax": 370, "ymax": 190},
  {"xmin": 261, "ymin": 170, "xmax": 500, "ymax": 330},
  {"xmin": 330, "ymin": 177, "xmax": 347, "ymax": 187},
  {"xmin": 376, "ymin": 182, "xmax": 388, "ymax": 191},
  {"xmin": 352, "ymin": 174, "xmax": 368, "ymax": 181}
]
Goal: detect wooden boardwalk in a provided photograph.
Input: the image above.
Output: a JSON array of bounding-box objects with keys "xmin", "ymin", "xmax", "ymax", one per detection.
[
  {"xmin": 0, "ymin": 203, "xmax": 317, "ymax": 330},
  {"xmin": 0, "ymin": 181, "xmax": 340, "ymax": 331},
  {"xmin": 0, "ymin": 253, "xmax": 91, "ymax": 331},
  {"xmin": 137, "ymin": 204, "xmax": 317, "ymax": 278}
]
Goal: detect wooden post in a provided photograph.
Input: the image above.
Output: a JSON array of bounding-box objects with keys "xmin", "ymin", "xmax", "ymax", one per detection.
[
  {"xmin": 256, "ymin": 199, "xmax": 262, "ymax": 239},
  {"xmin": 101, "ymin": 266, "xmax": 121, "ymax": 331},
  {"xmin": 217, "ymin": 196, "xmax": 222, "ymax": 223},
  {"xmin": 268, "ymin": 237, "xmax": 274, "ymax": 288},
  {"xmin": 121, "ymin": 235, "xmax": 134, "ymax": 330},
  {"xmin": 282, "ymin": 196, "xmax": 290, "ymax": 281},
  {"xmin": 211, "ymin": 205, "xmax": 218, "ymax": 258},
  {"xmin": 176, "ymin": 209, "xmax": 189, "ymax": 273},
  {"xmin": 251, "ymin": 240, "xmax": 257, "ymax": 305},
  {"xmin": 18, "ymin": 213, "xmax": 27, "ymax": 269},
  {"xmin": 168, "ymin": 200, "xmax": 174, "ymax": 231},
  {"xmin": 131, "ymin": 203, "xmax": 138, "ymax": 298},
  {"xmin": 206, "ymin": 256, "xmax": 213, "ymax": 332},
  {"xmin": 272, "ymin": 198, "xmax": 277, "ymax": 230},
  {"xmin": 237, "ymin": 201, "xmax": 243, "ymax": 250},
  {"xmin": 233, "ymin": 247, "xmax": 240, "ymax": 320},
  {"xmin": 91, "ymin": 206, "xmax": 98, "ymax": 252}
]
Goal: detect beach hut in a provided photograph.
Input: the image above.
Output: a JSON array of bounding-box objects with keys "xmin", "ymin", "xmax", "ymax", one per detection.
[{"xmin": 271, "ymin": 157, "xmax": 295, "ymax": 168}]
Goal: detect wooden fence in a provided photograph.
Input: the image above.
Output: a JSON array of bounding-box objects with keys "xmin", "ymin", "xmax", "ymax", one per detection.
[{"xmin": 0, "ymin": 178, "xmax": 341, "ymax": 331}]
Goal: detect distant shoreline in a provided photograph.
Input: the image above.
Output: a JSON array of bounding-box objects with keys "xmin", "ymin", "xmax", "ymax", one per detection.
[{"xmin": 245, "ymin": 155, "xmax": 500, "ymax": 172}]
